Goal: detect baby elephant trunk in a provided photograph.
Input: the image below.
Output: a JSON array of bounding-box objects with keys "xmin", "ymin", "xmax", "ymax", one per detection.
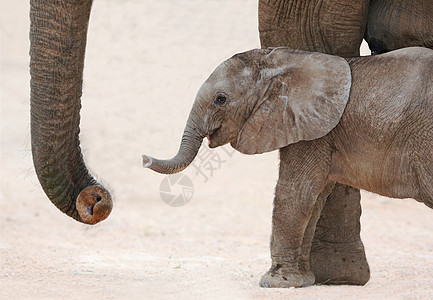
[{"xmin": 143, "ymin": 124, "xmax": 204, "ymax": 174}]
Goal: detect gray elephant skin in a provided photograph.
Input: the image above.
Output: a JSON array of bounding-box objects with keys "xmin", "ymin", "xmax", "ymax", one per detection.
[
  {"xmin": 143, "ymin": 47, "xmax": 433, "ymax": 288},
  {"xmin": 258, "ymin": 0, "xmax": 433, "ymax": 286},
  {"xmin": 29, "ymin": 0, "xmax": 431, "ymax": 286},
  {"xmin": 29, "ymin": 0, "xmax": 432, "ymax": 226},
  {"xmin": 259, "ymin": 0, "xmax": 433, "ymax": 57}
]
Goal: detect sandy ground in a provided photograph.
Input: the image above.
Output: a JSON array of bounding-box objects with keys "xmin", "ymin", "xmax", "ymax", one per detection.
[{"xmin": 1, "ymin": 0, "xmax": 433, "ymax": 299}]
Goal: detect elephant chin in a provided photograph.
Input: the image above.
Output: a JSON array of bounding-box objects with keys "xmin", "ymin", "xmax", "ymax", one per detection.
[
  {"xmin": 208, "ymin": 140, "xmax": 218, "ymax": 148},
  {"xmin": 230, "ymin": 140, "xmax": 238, "ymax": 149},
  {"xmin": 76, "ymin": 185, "xmax": 113, "ymax": 225},
  {"xmin": 207, "ymin": 126, "xmax": 234, "ymax": 149}
]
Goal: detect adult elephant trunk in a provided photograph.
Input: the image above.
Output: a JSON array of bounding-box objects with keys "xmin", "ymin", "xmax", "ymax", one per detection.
[
  {"xmin": 143, "ymin": 117, "xmax": 204, "ymax": 174},
  {"xmin": 30, "ymin": 0, "xmax": 112, "ymax": 224}
]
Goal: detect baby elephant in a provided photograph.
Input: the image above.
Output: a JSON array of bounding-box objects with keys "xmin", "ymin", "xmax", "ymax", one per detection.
[{"xmin": 143, "ymin": 47, "xmax": 433, "ymax": 288}]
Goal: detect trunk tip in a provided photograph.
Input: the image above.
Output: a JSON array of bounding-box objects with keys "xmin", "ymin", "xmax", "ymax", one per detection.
[
  {"xmin": 76, "ymin": 185, "xmax": 113, "ymax": 225},
  {"xmin": 142, "ymin": 154, "xmax": 153, "ymax": 168}
]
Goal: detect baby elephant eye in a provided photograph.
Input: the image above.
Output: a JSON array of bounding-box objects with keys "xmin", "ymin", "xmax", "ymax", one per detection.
[{"xmin": 215, "ymin": 95, "xmax": 227, "ymax": 106}]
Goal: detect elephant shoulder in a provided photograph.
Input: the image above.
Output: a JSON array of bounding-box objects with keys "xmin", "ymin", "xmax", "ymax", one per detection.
[
  {"xmin": 382, "ymin": 47, "xmax": 433, "ymax": 79},
  {"xmin": 384, "ymin": 47, "xmax": 433, "ymax": 62}
]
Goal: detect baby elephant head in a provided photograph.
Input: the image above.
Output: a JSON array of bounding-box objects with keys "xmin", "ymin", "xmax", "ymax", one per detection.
[{"xmin": 143, "ymin": 48, "xmax": 351, "ymax": 174}]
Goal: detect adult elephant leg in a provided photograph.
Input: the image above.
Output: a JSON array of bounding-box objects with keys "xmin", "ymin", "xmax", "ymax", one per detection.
[
  {"xmin": 310, "ymin": 184, "xmax": 370, "ymax": 285},
  {"xmin": 30, "ymin": 0, "xmax": 112, "ymax": 224},
  {"xmin": 258, "ymin": 0, "xmax": 370, "ymax": 285}
]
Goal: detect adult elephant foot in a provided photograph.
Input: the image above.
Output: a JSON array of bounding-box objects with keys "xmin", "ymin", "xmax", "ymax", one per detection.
[
  {"xmin": 259, "ymin": 265, "xmax": 315, "ymax": 288},
  {"xmin": 310, "ymin": 184, "xmax": 370, "ymax": 285}
]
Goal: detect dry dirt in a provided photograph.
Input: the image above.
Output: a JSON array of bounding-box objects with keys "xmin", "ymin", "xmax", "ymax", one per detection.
[{"xmin": 1, "ymin": 1, "xmax": 432, "ymax": 299}]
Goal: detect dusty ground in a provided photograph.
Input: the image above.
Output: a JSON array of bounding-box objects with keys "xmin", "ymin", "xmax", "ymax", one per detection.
[{"xmin": 1, "ymin": 1, "xmax": 432, "ymax": 299}]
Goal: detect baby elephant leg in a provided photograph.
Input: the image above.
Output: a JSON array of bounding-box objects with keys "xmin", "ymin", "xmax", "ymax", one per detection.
[
  {"xmin": 299, "ymin": 182, "xmax": 336, "ymax": 280},
  {"xmin": 260, "ymin": 145, "xmax": 332, "ymax": 288},
  {"xmin": 260, "ymin": 183, "xmax": 320, "ymax": 288}
]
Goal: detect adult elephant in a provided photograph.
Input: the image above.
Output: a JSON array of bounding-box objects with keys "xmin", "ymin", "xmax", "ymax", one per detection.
[{"xmin": 258, "ymin": 0, "xmax": 433, "ymax": 286}]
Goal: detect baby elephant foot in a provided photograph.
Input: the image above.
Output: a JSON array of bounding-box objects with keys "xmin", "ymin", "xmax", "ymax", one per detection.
[{"xmin": 259, "ymin": 265, "xmax": 315, "ymax": 288}]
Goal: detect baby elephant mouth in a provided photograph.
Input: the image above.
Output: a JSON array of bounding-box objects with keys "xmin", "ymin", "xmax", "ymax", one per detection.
[
  {"xmin": 207, "ymin": 126, "xmax": 238, "ymax": 149},
  {"xmin": 207, "ymin": 126, "xmax": 222, "ymax": 148}
]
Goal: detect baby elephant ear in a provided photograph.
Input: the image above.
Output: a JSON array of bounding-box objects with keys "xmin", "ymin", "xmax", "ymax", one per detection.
[{"xmin": 235, "ymin": 48, "xmax": 351, "ymax": 154}]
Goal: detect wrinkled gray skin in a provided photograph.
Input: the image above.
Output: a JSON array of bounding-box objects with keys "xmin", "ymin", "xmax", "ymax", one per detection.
[
  {"xmin": 259, "ymin": 0, "xmax": 433, "ymax": 57},
  {"xmin": 143, "ymin": 47, "xmax": 433, "ymax": 288},
  {"xmin": 29, "ymin": 0, "xmax": 431, "ymax": 231},
  {"xmin": 30, "ymin": 0, "xmax": 112, "ymax": 224},
  {"xmin": 365, "ymin": 0, "xmax": 433, "ymax": 54},
  {"xmin": 259, "ymin": 0, "xmax": 433, "ymax": 286}
]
